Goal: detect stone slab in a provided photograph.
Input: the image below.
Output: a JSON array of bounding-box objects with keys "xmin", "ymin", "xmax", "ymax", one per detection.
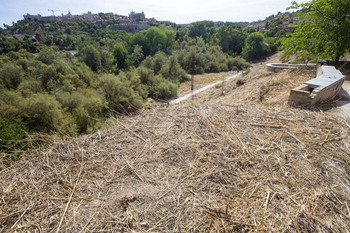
[{"xmin": 305, "ymin": 66, "xmax": 344, "ymax": 88}]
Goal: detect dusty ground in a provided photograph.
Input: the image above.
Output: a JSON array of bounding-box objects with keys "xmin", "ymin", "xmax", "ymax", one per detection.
[{"xmin": 1, "ymin": 53, "xmax": 350, "ymax": 232}]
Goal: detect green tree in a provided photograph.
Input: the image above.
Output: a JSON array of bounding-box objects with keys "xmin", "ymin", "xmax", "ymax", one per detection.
[
  {"xmin": 130, "ymin": 45, "xmax": 144, "ymax": 67},
  {"xmin": 36, "ymin": 47, "xmax": 58, "ymax": 65},
  {"xmin": 217, "ymin": 25, "xmax": 247, "ymax": 56},
  {"xmin": 81, "ymin": 45, "xmax": 101, "ymax": 72},
  {"xmin": 282, "ymin": 0, "xmax": 350, "ymax": 61},
  {"xmin": 131, "ymin": 27, "xmax": 175, "ymax": 56},
  {"xmin": 242, "ymin": 32, "xmax": 268, "ymax": 61},
  {"xmin": 113, "ymin": 42, "xmax": 129, "ymax": 71},
  {"xmin": 188, "ymin": 21, "xmax": 215, "ymax": 43}
]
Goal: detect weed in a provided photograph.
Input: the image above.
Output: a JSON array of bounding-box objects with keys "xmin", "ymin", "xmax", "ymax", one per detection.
[
  {"xmin": 236, "ymin": 78, "xmax": 245, "ymax": 86},
  {"xmin": 259, "ymin": 85, "xmax": 269, "ymax": 101},
  {"xmin": 215, "ymin": 83, "xmax": 223, "ymax": 89}
]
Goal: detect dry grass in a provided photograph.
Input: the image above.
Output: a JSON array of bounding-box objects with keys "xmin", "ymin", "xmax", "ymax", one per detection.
[
  {"xmin": 1, "ymin": 102, "xmax": 350, "ymax": 232},
  {"xmin": 1, "ymin": 53, "xmax": 350, "ymax": 232}
]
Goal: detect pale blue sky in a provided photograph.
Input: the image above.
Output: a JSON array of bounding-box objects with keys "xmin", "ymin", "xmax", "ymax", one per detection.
[{"xmin": 0, "ymin": 0, "xmax": 305, "ymax": 27}]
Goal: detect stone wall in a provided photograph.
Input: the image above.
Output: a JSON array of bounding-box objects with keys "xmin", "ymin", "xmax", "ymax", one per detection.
[{"xmin": 288, "ymin": 65, "xmax": 345, "ymax": 106}]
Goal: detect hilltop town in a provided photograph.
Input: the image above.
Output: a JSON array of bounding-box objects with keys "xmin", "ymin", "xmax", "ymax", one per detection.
[
  {"xmin": 23, "ymin": 11, "xmax": 157, "ymax": 32},
  {"xmin": 22, "ymin": 10, "xmax": 299, "ymax": 32},
  {"xmin": 246, "ymin": 11, "xmax": 301, "ymax": 31}
]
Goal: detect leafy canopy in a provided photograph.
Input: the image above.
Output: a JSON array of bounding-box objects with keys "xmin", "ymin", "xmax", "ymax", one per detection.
[
  {"xmin": 281, "ymin": 0, "xmax": 350, "ymax": 61},
  {"xmin": 242, "ymin": 33, "xmax": 268, "ymax": 61}
]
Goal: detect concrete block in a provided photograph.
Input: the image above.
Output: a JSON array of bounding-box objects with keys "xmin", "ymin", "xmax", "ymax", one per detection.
[{"xmin": 288, "ymin": 65, "xmax": 345, "ymax": 106}]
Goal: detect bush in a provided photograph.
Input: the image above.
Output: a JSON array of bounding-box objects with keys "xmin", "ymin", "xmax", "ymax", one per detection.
[
  {"xmin": 229, "ymin": 56, "xmax": 250, "ymax": 71},
  {"xmin": 75, "ymin": 88, "xmax": 108, "ymax": 133},
  {"xmin": 0, "ymin": 89, "xmax": 25, "ymax": 117},
  {"xmin": 259, "ymin": 85, "xmax": 269, "ymax": 101},
  {"xmin": 0, "ymin": 63, "xmax": 24, "ymax": 90},
  {"xmin": 22, "ymin": 93, "xmax": 69, "ymax": 133},
  {"xmin": 153, "ymin": 80, "xmax": 178, "ymax": 99},
  {"xmin": 99, "ymin": 74, "xmax": 144, "ymax": 112},
  {"xmin": 0, "ymin": 113, "xmax": 28, "ymax": 152},
  {"xmin": 80, "ymin": 45, "xmax": 101, "ymax": 72},
  {"xmin": 17, "ymin": 80, "xmax": 42, "ymax": 97},
  {"xmin": 160, "ymin": 55, "xmax": 189, "ymax": 83},
  {"xmin": 55, "ymin": 88, "xmax": 107, "ymax": 134},
  {"xmin": 236, "ymin": 78, "xmax": 245, "ymax": 86},
  {"xmin": 37, "ymin": 47, "xmax": 58, "ymax": 65}
]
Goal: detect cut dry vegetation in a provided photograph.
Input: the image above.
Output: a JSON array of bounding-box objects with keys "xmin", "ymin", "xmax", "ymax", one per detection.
[
  {"xmin": 1, "ymin": 52, "xmax": 350, "ymax": 232},
  {"xmin": 1, "ymin": 102, "xmax": 350, "ymax": 232}
]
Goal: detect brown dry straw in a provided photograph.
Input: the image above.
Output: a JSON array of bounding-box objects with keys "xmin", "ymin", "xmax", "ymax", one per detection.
[{"xmin": 1, "ymin": 103, "xmax": 350, "ymax": 232}]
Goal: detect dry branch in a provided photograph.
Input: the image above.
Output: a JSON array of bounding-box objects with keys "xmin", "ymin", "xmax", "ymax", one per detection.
[{"xmin": 0, "ymin": 102, "xmax": 349, "ymax": 232}]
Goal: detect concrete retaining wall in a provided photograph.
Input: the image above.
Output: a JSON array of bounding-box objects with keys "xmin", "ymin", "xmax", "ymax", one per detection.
[
  {"xmin": 288, "ymin": 65, "xmax": 345, "ymax": 106},
  {"xmin": 266, "ymin": 63, "xmax": 316, "ymax": 72}
]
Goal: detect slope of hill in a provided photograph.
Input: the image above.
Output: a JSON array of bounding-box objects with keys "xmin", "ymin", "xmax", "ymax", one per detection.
[{"xmin": 1, "ymin": 54, "xmax": 350, "ymax": 232}]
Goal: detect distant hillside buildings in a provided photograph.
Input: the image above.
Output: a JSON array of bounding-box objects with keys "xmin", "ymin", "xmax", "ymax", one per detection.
[
  {"xmin": 129, "ymin": 11, "xmax": 145, "ymax": 21},
  {"xmin": 246, "ymin": 12, "xmax": 300, "ymax": 31},
  {"xmin": 23, "ymin": 11, "xmax": 156, "ymax": 32}
]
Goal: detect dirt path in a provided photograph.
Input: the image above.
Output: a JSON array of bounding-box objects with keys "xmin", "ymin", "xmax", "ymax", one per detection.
[{"xmin": 170, "ymin": 72, "xmax": 241, "ymax": 104}]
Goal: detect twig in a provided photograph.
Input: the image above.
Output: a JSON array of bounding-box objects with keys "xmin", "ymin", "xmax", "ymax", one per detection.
[
  {"xmin": 79, "ymin": 210, "xmax": 99, "ymax": 233},
  {"xmin": 56, "ymin": 168, "xmax": 82, "ymax": 233},
  {"xmin": 249, "ymin": 123, "xmax": 282, "ymax": 128},
  {"xmin": 97, "ymin": 130, "xmax": 101, "ymax": 141},
  {"xmin": 228, "ymin": 220, "xmax": 265, "ymax": 229},
  {"xmin": 249, "ymin": 183, "xmax": 260, "ymax": 198},
  {"xmin": 264, "ymin": 191, "xmax": 271, "ymax": 209},
  {"xmin": 10, "ymin": 206, "xmax": 30, "ymax": 230},
  {"xmin": 286, "ymin": 131, "xmax": 305, "ymax": 146},
  {"xmin": 115, "ymin": 119, "xmax": 147, "ymax": 142},
  {"xmin": 158, "ymin": 175, "xmax": 193, "ymax": 201},
  {"xmin": 229, "ymin": 122, "xmax": 251, "ymax": 156},
  {"xmin": 126, "ymin": 161, "xmax": 144, "ymax": 182},
  {"xmin": 320, "ymin": 133, "xmax": 329, "ymax": 146},
  {"xmin": 321, "ymin": 137, "xmax": 344, "ymax": 145},
  {"xmin": 343, "ymin": 120, "xmax": 350, "ymax": 130}
]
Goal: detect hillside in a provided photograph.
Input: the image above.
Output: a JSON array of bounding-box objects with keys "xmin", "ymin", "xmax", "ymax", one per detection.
[{"xmin": 1, "ymin": 55, "xmax": 350, "ymax": 232}]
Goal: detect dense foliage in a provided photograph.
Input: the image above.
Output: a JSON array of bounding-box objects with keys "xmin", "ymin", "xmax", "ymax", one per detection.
[{"xmin": 281, "ymin": 0, "xmax": 350, "ymax": 61}]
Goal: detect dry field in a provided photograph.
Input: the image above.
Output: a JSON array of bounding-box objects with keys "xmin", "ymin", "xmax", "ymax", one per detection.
[{"xmin": 1, "ymin": 54, "xmax": 350, "ymax": 232}]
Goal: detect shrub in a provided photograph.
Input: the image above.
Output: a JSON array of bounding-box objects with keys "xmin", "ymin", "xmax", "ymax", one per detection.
[
  {"xmin": 229, "ymin": 56, "xmax": 250, "ymax": 71},
  {"xmin": 55, "ymin": 88, "xmax": 107, "ymax": 133},
  {"xmin": 99, "ymin": 74, "xmax": 144, "ymax": 112},
  {"xmin": 0, "ymin": 113, "xmax": 28, "ymax": 152},
  {"xmin": 0, "ymin": 63, "xmax": 24, "ymax": 90},
  {"xmin": 0, "ymin": 89, "xmax": 25, "ymax": 117},
  {"xmin": 37, "ymin": 47, "xmax": 58, "ymax": 65},
  {"xmin": 161, "ymin": 55, "xmax": 189, "ymax": 83},
  {"xmin": 236, "ymin": 78, "xmax": 245, "ymax": 86},
  {"xmin": 22, "ymin": 93, "xmax": 68, "ymax": 133},
  {"xmin": 259, "ymin": 85, "xmax": 269, "ymax": 101},
  {"xmin": 72, "ymin": 62, "xmax": 95, "ymax": 87},
  {"xmin": 153, "ymin": 80, "xmax": 178, "ymax": 99},
  {"xmin": 17, "ymin": 80, "xmax": 42, "ymax": 97},
  {"xmin": 81, "ymin": 45, "xmax": 101, "ymax": 72}
]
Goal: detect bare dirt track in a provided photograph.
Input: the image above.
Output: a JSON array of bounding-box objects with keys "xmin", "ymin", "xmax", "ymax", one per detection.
[{"xmin": 1, "ymin": 54, "xmax": 350, "ymax": 232}]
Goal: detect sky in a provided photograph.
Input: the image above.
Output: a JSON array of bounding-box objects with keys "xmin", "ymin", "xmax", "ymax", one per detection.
[{"xmin": 0, "ymin": 0, "xmax": 304, "ymax": 27}]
